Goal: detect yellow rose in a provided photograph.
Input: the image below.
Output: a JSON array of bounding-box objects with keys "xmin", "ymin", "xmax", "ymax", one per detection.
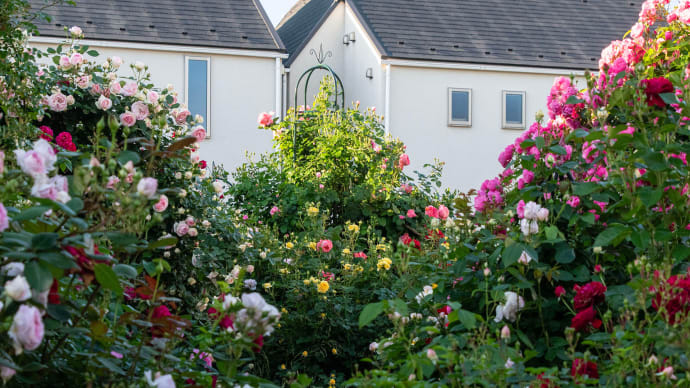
[
  {"xmin": 263, "ymin": 282, "xmax": 272, "ymax": 289},
  {"xmin": 330, "ymin": 378, "xmax": 336, "ymax": 384},
  {"xmin": 307, "ymin": 206, "xmax": 319, "ymax": 216},
  {"xmin": 308, "ymin": 242, "xmax": 317, "ymax": 250},
  {"xmin": 342, "ymin": 248, "xmax": 351, "ymax": 255},
  {"xmin": 343, "ymin": 263, "xmax": 352, "ymax": 271},
  {"xmin": 376, "ymin": 244, "xmax": 387, "ymax": 251},
  {"xmin": 286, "ymin": 242, "xmax": 294, "ymax": 249},
  {"xmin": 331, "ymin": 349, "xmax": 337, "ymax": 355},
  {"xmin": 347, "ymin": 224, "xmax": 359, "ymax": 232},
  {"xmin": 317, "ymin": 280, "xmax": 330, "ymax": 293},
  {"xmin": 302, "ymin": 351, "xmax": 308, "ymax": 357},
  {"xmin": 432, "ymin": 283, "xmax": 438, "ymax": 289},
  {"xmin": 303, "ymin": 279, "xmax": 310, "ymax": 285}
]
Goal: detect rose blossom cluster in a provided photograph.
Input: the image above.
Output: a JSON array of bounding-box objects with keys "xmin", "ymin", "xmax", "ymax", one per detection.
[
  {"xmin": 570, "ymin": 281, "xmax": 607, "ymax": 332},
  {"xmin": 651, "ymin": 271, "xmax": 690, "ymax": 324},
  {"xmin": 474, "ymin": 178, "xmax": 504, "ymax": 213},
  {"xmin": 515, "ymin": 200, "xmax": 548, "ymax": 236},
  {"xmin": 14, "ymin": 139, "xmax": 71, "ymax": 203},
  {"xmin": 174, "ymin": 216, "xmax": 198, "ymax": 237}
]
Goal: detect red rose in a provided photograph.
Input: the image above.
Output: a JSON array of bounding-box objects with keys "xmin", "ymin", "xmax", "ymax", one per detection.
[
  {"xmin": 570, "ymin": 306, "xmax": 602, "ymax": 332},
  {"xmin": 571, "ymin": 359, "xmax": 599, "ymax": 379},
  {"xmin": 437, "ymin": 305, "xmax": 452, "ymax": 315},
  {"xmin": 652, "ymin": 274, "xmax": 690, "ymax": 324},
  {"xmin": 48, "ymin": 279, "xmax": 60, "ymax": 305},
  {"xmin": 573, "ymin": 281, "xmax": 607, "ymax": 311},
  {"xmin": 641, "ymin": 77, "xmax": 674, "ymax": 108},
  {"xmin": 536, "ymin": 372, "xmax": 559, "ymax": 388},
  {"xmin": 554, "ymin": 285, "xmax": 566, "ymax": 298},
  {"xmin": 199, "ymin": 160, "xmax": 207, "ymax": 169}
]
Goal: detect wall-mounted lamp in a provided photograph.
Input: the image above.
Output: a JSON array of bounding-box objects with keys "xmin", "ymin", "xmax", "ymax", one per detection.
[
  {"xmin": 343, "ymin": 34, "xmax": 350, "ymax": 45},
  {"xmin": 365, "ymin": 68, "xmax": 373, "ymax": 79},
  {"xmin": 348, "ymin": 32, "xmax": 356, "ymax": 43}
]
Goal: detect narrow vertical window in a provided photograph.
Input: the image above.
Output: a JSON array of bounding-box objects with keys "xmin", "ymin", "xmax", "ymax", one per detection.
[
  {"xmin": 448, "ymin": 88, "xmax": 472, "ymax": 127},
  {"xmin": 502, "ymin": 91, "xmax": 525, "ymax": 129},
  {"xmin": 185, "ymin": 56, "xmax": 211, "ymax": 136}
]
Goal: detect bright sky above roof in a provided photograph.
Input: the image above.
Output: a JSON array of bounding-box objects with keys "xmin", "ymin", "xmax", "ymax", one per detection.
[{"xmin": 259, "ymin": 0, "xmax": 296, "ymax": 26}]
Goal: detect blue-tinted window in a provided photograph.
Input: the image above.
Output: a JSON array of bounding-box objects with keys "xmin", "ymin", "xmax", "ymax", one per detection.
[
  {"xmin": 451, "ymin": 90, "xmax": 470, "ymax": 122},
  {"xmin": 188, "ymin": 59, "xmax": 208, "ymax": 127},
  {"xmin": 505, "ymin": 93, "xmax": 523, "ymax": 124}
]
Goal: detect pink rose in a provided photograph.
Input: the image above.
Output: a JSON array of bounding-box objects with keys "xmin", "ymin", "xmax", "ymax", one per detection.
[
  {"xmin": 438, "ymin": 205, "xmax": 450, "ymax": 220},
  {"xmin": 406, "ymin": 209, "xmax": 417, "ymax": 218},
  {"xmin": 566, "ymin": 196, "xmax": 580, "ymax": 208},
  {"xmin": 111, "ymin": 56, "xmax": 123, "ymax": 68},
  {"xmin": 68, "ymin": 26, "xmax": 82, "ymax": 37},
  {"xmin": 1, "ymin": 366, "xmax": 15, "ymax": 383},
  {"xmin": 398, "ymin": 154, "xmax": 410, "ymax": 169},
  {"xmin": 0, "ymin": 150, "xmax": 4, "ymax": 174},
  {"xmin": 131, "ymin": 101, "xmax": 149, "ymax": 120},
  {"xmin": 9, "ymin": 304, "xmax": 44, "ymax": 353},
  {"xmin": 47, "ymin": 92, "xmax": 68, "ymax": 112},
  {"xmin": 174, "ymin": 109, "xmax": 190, "ymax": 124},
  {"xmin": 14, "ymin": 150, "xmax": 45, "ymax": 177},
  {"xmin": 31, "ymin": 179, "xmax": 58, "ymax": 201},
  {"xmin": 76, "ymin": 75, "xmax": 90, "ymax": 89},
  {"xmin": 0, "ymin": 203, "xmax": 8, "ymax": 232},
  {"xmin": 109, "ymin": 82, "xmax": 122, "ymax": 95},
  {"xmin": 137, "ymin": 177, "xmax": 158, "ymax": 199},
  {"xmin": 257, "ymin": 112, "xmax": 273, "ymax": 127},
  {"xmin": 188, "ymin": 227, "xmax": 198, "ymax": 237},
  {"xmin": 174, "ymin": 221, "xmax": 189, "ymax": 236},
  {"xmin": 185, "ymin": 216, "xmax": 196, "ymax": 226},
  {"xmin": 270, "ymin": 206, "xmax": 280, "ymax": 216},
  {"xmin": 516, "ymin": 200, "xmax": 526, "ymax": 218},
  {"xmin": 619, "ymin": 126, "xmax": 635, "ymax": 135},
  {"xmin": 153, "ymin": 194, "xmax": 168, "ymax": 212},
  {"xmin": 106, "ymin": 175, "xmax": 120, "ymax": 189},
  {"xmin": 147, "ymin": 91, "xmax": 159, "ymax": 104},
  {"xmin": 316, "ymin": 239, "xmax": 333, "ymax": 253},
  {"xmin": 120, "ymin": 112, "xmax": 137, "ymax": 127},
  {"xmin": 192, "ymin": 127, "xmax": 206, "ymax": 142},
  {"xmin": 58, "ymin": 55, "xmax": 71, "ymax": 69},
  {"xmin": 121, "ymin": 81, "xmax": 138, "ymax": 97},
  {"xmin": 96, "ymin": 95, "xmax": 112, "ymax": 110},
  {"xmin": 401, "ymin": 184, "xmax": 413, "ymax": 194},
  {"xmin": 425, "ymin": 205, "xmax": 439, "ymax": 218},
  {"xmin": 69, "ymin": 52, "xmax": 83, "ymax": 66}
]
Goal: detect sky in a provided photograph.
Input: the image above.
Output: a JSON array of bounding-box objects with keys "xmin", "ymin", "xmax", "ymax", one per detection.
[{"xmin": 259, "ymin": 0, "xmax": 297, "ymax": 26}]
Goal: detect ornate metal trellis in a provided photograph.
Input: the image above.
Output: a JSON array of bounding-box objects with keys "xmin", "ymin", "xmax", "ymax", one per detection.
[{"xmin": 291, "ymin": 45, "xmax": 345, "ymax": 163}]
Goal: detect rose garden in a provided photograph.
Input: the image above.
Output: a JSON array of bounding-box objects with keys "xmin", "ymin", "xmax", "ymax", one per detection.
[{"xmin": 0, "ymin": 0, "xmax": 689, "ymax": 386}]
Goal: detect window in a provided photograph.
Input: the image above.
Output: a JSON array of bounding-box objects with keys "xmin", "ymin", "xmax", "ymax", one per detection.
[
  {"xmin": 448, "ymin": 88, "xmax": 472, "ymax": 127},
  {"xmin": 502, "ymin": 91, "xmax": 526, "ymax": 129},
  {"xmin": 185, "ymin": 56, "xmax": 211, "ymax": 136}
]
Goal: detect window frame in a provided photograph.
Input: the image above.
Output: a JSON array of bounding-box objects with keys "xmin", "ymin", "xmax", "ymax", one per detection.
[
  {"xmin": 502, "ymin": 90, "xmax": 526, "ymax": 130},
  {"xmin": 184, "ymin": 56, "xmax": 211, "ymax": 137},
  {"xmin": 447, "ymin": 87, "xmax": 472, "ymax": 127}
]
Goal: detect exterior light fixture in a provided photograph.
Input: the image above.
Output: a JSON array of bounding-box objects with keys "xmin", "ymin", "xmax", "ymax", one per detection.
[
  {"xmin": 343, "ymin": 34, "xmax": 350, "ymax": 45},
  {"xmin": 365, "ymin": 68, "xmax": 373, "ymax": 79},
  {"xmin": 349, "ymin": 32, "xmax": 356, "ymax": 42}
]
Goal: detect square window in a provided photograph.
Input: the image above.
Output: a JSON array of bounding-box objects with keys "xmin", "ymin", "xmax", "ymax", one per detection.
[
  {"xmin": 502, "ymin": 91, "xmax": 525, "ymax": 129},
  {"xmin": 448, "ymin": 88, "xmax": 472, "ymax": 127},
  {"xmin": 185, "ymin": 57, "xmax": 211, "ymax": 136}
]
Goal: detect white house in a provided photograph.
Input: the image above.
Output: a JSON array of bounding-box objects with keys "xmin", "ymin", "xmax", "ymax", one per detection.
[
  {"xmin": 29, "ymin": 0, "xmax": 288, "ymax": 172},
  {"xmin": 278, "ymin": 0, "xmax": 639, "ymax": 191}
]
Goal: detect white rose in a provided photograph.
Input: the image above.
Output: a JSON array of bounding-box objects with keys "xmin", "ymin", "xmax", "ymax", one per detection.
[
  {"xmin": 494, "ymin": 291, "xmax": 524, "ymax": 323},
  {"xmin": 5, "ymin": 276, "xmax": 31, "ymax": 302}
]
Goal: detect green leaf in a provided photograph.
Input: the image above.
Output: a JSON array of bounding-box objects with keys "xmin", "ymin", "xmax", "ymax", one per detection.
[
  {"xmin": 638, "ymin": 187, "xmax": 663, "ymax": 207},
  {"xmin": 555, "ymin": 243, "xmax": 576, "ymax": 264},
  {"xmin": 31, "ymin": 233, "xmax": 59, "ymax": 251},
  {"xmin": 47, "ymin": 304, "xmax": 71, "ymax": 322},
  {"xmin": 38, "ymin": 252, "xmax": 75, "ymax": 269},
  {"xmin": 358, "ymin": 302, "xmax": 383, "ymax": 328},
  {"xmin": 117, "ymin": 150, "xmax": 141, "ymax": 165},
  {"xmin": 502, "ymin": 240, "xmax": 524, "ymax": 267},
  {"xmin": 545, "ymin": 226, "xmax": 559, "ymax": 241},
  {"xmin": 565, "ymin": 95, "xmax": 584, "ymax": 104},
  {"xmin": 516, "ymin": 329, "xmax": 535, "ymax": 349},
  {"xmin": 643, "ymin": 151, "xmax": 667, "ymax": 172},
  {"xmin": 86, "ymin": 50, "xmax": 99, "ymax": 57},
  {"xmin": 94, "ymin": 263, "xmax": 123, "ymax": 295},
  {"xmin": 456, "ymin": 309, "xmax": 476, "ymax": 329},
  {"xmin": 573, "ymin": 182, "xmax": 599, "ymax": 196},
  {"xmin": 659, "ymin": 92, "xmax": 679, "ymax": 105},
  {"xmin": 13, "ymin": 206, "xmax": 51, "ymax": 221},
  {"xmin": 66, "ymin": 198, "xmax": 84, "ymax": 213},
  {"xmin": 113, "ymin": 264, "xmax": 137, "ymax": 279},
  {"xmin": 593, "ymin": 224, "xmax": 630, "ymax": 247},
  {"xmin": 24, "ymin": 261, "xmax": 54, "ymax": 291},
  {"xmin": 105, "ymin": 232, "xmax": 139, "ymax": 248},
  {"xmin": 148, "ymin": 236, "xmax": 178, "ymax": 250}
]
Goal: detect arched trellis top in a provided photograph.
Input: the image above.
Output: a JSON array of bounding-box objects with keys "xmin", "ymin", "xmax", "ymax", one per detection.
[{"xmin": 291, "ymin": 64, "xmax": 345, "ymax": 163}]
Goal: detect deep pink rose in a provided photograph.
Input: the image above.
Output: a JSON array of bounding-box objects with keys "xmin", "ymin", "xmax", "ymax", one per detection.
[
  {"xmin": 406, "ymin": 209, "xmax": 417, "ymax": 218},
  {"xmin": 0, "ymin": 203, "xmax": 8, "ymax": 232},
  {"xmin": 153, "ymin": 194, "xmax": 168, "ymax": 212},
  {"xmin": 9, "ymin": 304, "xmax": 44, "ymax": 352},
  {"xmin": 317, "ymin": 239, "xmax": 333, "ymax": 253},
  {"xmin": 257, "ymin": 112, "xmax": 273, "ymax": 127},
  {"xmin": 438, "ymin": 205, "xmax": 450, "ymax": 220},
  {"xmin": 398, "ymin": 154, "xmax": 410, "ymax": 169},
  {"xmin": 270, "ymin": 206, "xmax": 280, "ymax": 216},
  {"xmin": 425, "ymin": 205, "xmax": 439, "ymax": 218}
]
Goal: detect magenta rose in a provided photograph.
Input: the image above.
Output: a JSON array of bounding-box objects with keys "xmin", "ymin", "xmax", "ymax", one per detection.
[
  {"xmin": 120, "ymin": 112, "xmax": 137, "ymax": 127},
  {"xmin": 9, "ymin": 304, "xmax": 44, "ymax": 353}
]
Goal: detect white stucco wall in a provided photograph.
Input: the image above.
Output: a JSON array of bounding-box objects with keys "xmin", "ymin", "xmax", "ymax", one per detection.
[
  {"xmin": 388, "ymin": 65, "xmax": 585, "ymax": 191},
  {"xmin": 32, "ymin": 41, "xmax": 279, "ymax": 173}
]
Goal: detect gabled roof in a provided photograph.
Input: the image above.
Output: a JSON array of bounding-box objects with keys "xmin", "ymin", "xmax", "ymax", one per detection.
[
  {"xmin": 30, "ymin": 0, "xmax": 286, "ymax": 52},
  {"xmin": 277, "ymin": 0, "xmax": 336, "ymax": 58},
  {"xmin": 279, "ymin": 0, "xmax": 641, "ymax": 70}
]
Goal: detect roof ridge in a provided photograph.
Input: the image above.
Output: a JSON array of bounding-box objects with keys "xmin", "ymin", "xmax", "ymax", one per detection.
[
  {"xmin": 250, "ymin": 0, "xmax": 286, "ymax": 51},
  {"xmin": 276, "ymin": 0, "xmax": 312, "ymax": 29}
]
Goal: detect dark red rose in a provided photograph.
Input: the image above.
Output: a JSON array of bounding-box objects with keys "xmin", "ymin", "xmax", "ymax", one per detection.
[
  {"xmin": 400, "ymin": 233, "xmax": 421, "ymax": 249},
  {"xmin": 48, "ymin": 279, "xmax": 60, "ymax": 305},
  {"xmin": 425, "ymin": 229, "xmax": 445, "ymax": 240},
  {"xmin": 219, "ymin": 315, "xmax": 234, "ymax": 330},
  {"xmin": 571, "ymin": 306, "xmax": 601, "ymax": 332},
  {"xmin": 571, "ymin": 359, "xmax": 599, "ymax": 379},
  {"xmin": 641, "ymin": 77, "xmax": 674, "ymax": 108},
  {"xmin": 652, "ymin": 274, "xmax": 690, "ymax": 324},
  {"xmin": 554, "ymin": 285, "xmax": 566, "ymax": 298},
  {"xmin": 252, "ymin": 334, "xmax": 264, "ymax": 353},
  {"xmin": 536, "ymin": 372, "xmax": 559, "ymax": 388},
  {"xmin": 573, "ymin": 281, "xmax": 607, "ymax": 311},
  {"xmin": 199, "ymin": 160, "xmax": 207, "ymax": 169},
  {"xmin": 152, "ymin": 305, "xmax": 172, "ymax": 319}
]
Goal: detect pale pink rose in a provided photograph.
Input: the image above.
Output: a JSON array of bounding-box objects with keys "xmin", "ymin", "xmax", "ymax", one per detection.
[
  {"xmin": 68, "ymin": 26, "xmax": 82, "ymax": 37},
  {"xmin": 33, "ymin": 139, "xmax": 57, "ymax": 171},
  {"xmin": 121, "ymin": 81, "xmax": 138, "ymax": 97},
  {"xmin": 131, "ymin": 101, "xmax": 149, "ymax": 120},
  {"xmin": 69, "ymin": 53, "xmax": 83, "ymax": 66},
  {"xmin": 111, "ymin": 56, "xmax": 123, "ymax": 68},
  {"xmin": 174, "ymin": 221, "xmax": 189, "ymax": 236},
  {"xmin": 124, "ymin": 161, "xmax": 134, "ymax": 173},
  {"xmin": 0, "ymin": 150, "xmax": 4, "ymax": 174},
  {"xmin": 630, "ymin": 23, "xmax": 645, "ymax": 39},
  {"xmin": 137, "ymin": 177, "xmax": 158, "ymax": 199},
  {"xmin": 319, "ymin": 184, "xmax": 325, "ymax": 189},
  {"xmin": 185, "ymin": 216, "xmax": 196, "ymax": 226},
  {"xmin": 109, "ymin": 81, "xmax": 122, "ymax": 95},
  {"xmin": 126, "ymin": 173, "xmax": 134, "ymax": 184},
  {"xmin": 316, "ymin": 172, "xmax": 321, "ymax": 178},
  {"xmin": 106, "ymin": 175, "xmax": 120, "ymax": 189},
  {"xmin": 536, "ymin": 208, "xmax": 549, "ymax": 221},
  {"xmin": 438, "ymin": 205, "xmax": 450, "ymax": 220},
  {"xmin": 14, "ymin": 150, "xmax": 46, "ymax": 177},
  {"xmin": 153, "ymin": 194, "xmax": 168, "ymax": 212},
  {"xmin": 0, "ymin": 203, "xmax": 8, "ymax": 232},
  {"xmin": 174, "ymin": 109, "xmax": 190, "ymax": 124},
  {"xmin": 270, "ymin": 206, "xmax": 280, "ymax": 216},
  {"xmin": 191, "ymin": 127, "xmax": 206, "ymax": 142},
  {"xmin": 188, "ymin": 228, "xmax": 198, "ymax": 237},
  {"xmin": 190, "ymin": 152, "xmax": 200, "ymax": 164},
  {"xmin": 120, "ymin": 112, "xmax": 137, "ymax": 127},
  {"xmin": 406, "ymin": 209, "xmax": 417, "ymax": 218},
  {"xmin": 65, "ymin": 95, "xmax": 75, "ymax": 105},
  {"xmin": 96, "ymin": 95, "xmax": 112, "ymax": 110},
  {"xmin": 5, "ymin": 275, "xmax": 31, "ymax": 301},
  {"xmin": 147, "ymin": 90, "xmax": 159, "ymax": 104},
  {"xmin": 58, "ymin": 55, "xmax": 71, "ymax": 69},
  {"xmin": 76, "ymin": 75, "xmax": 90, "ymax": 89},
  {"xmin": 246, "ymin": 265, "xmax": 255, "ymax": 273},
  {"xmin": 9, "ymin": 304, "xmax": 44, "ymax": 353},
  {"xmin": 47, "ymin": 92, "xmax": 68, "ymax": 112},
  {"xmin": 257, "ymin": 112, "xmax": 273, "ymax": 127},
  {"xmin": 31, "ymin": 178, "xmax": 58, "ymax": 201},
  {"xmin": 0, "ymin": 366, "xmax": 15, "ymax": 383},
  {"xmin": 145, "ymin": 371, "xmax": 175, "ymax": 388},
  {"xmin": 400, "ymin": 183, "xmax": 413, "ymax": 194},
  {"xmin": 398, "ymin": 154, "xmax": 410, "ymax": 169}
]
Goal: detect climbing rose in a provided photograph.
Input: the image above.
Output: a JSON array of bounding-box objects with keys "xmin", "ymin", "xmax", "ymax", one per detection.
[
  {"xmin": 398, "ymin": 154, "xmax": 410, "ymax": 169},
  {"xmin": 257, "ymin": 112, "xmax": 273, "ymax": 127}
]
